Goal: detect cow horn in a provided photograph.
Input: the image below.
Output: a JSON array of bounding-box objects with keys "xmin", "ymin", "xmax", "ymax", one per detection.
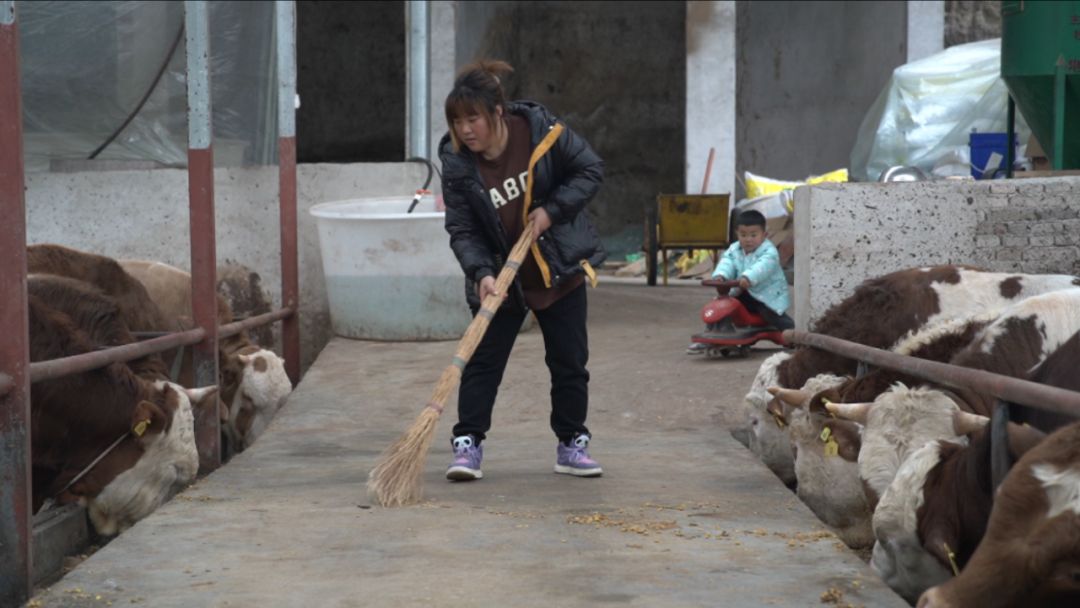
[
  {"xmin": 768, "ymin": 387, "xmax": 810, "ymax": 407},
  {"xmin": 952, "ymin": 410, "xmax": 989, "ymax": 436},
  {"xmin": 825, "ymin": 401, "xmax": 872, "ymax": 424},
  {"xmin": 185, "ymin": 385, "xmax": 219, "ymax": 404}
]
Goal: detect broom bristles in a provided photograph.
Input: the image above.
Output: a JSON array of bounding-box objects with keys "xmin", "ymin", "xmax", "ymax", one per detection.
[{"xmin": 367, "ymin": 407, "xmax": 442, "ymax": 507}]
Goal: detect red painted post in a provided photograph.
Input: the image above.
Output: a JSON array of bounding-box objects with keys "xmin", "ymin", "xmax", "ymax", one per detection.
[
  {"xmin": 277, "ymin": 1, "xmax": 300, "ymax": 384},
  {"xmin": 278, "ymin": 138, "xmax": 300, "ymax": 384},
  {"xmin": 0, "ymin": 2, "xmax": 33, "ymax": 604},
  {"xmin": 279, "ymin": 137, "xmax": 299, "ymax": 384},
  {"xmin": 185, "ymin": 1, "xmax": 219, "ymax": 472}
]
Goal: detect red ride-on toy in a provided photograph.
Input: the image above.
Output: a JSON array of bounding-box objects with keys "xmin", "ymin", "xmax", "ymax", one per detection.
[{"xmin": 688, "ymin": 279, "xmax": 786, "ymax": 359}]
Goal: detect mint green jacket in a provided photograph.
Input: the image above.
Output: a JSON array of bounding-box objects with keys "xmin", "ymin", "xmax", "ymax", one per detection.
[{"xmin": 712, "ymin": 240, "xmax": 789, "ymax": 315}]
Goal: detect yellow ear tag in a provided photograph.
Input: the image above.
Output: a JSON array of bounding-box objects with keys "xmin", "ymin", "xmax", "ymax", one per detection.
[
  {"xmin": 133, "ymin": 419, "xmax": 150, "ymax": 437},
  {"xmin": 819, "ymin": 427, "xmax": 832, "ymax": 443},
  {"xmin": 824, "ymin": 438, "xmax": 839, "ymax": 458},
  {"xmin": 943, "ymin": 542, "xmax": 960, "ymax": 576},
  {"xmin": 771, "ymin": 412, "xmax": 786, "ymax": 429}
]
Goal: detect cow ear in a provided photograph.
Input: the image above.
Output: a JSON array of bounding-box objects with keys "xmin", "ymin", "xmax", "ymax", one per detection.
[
  {"xmin": 826, "ymin": 420, "xmax": 862, "ymax": 462},
  {"xmin": 237, "ymin": 353, "xmax": 253, "ymax": 366},
  {"xmin": 765, "ymin": 398, "xmax": 788, "ymax": 428},
  {"xmin": 131, "ymin": 400, "xmax": 167, "ymax": 439},
  {"xmin": 922, "ymin": 526, "xmax": 962, "ymax": 577}
]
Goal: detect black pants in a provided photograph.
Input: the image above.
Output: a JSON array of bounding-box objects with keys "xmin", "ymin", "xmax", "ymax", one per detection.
[
  {"xmin": 737, "ymin": 290, "xmax": 795, "ymax": 330},
  {"xmin": 454, "ymin": 283, "xmax": 590, "ymax": 444}
]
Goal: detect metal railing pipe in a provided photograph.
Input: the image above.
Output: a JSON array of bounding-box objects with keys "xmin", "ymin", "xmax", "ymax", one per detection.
[
  {"xmin": 219, "ymin": 307, "xmax": 294, "ymax": 340},
  {"xmin": 30, "ymin": 328, "xmax": 205, "ymax": 384},
  {"xmin": 783, "ymin": 330, "xmax": 1080, "ymax": 418}
]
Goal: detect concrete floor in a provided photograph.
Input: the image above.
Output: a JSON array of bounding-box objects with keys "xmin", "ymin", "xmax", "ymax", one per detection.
[{"xmin": 29, "ymin": 282, "xmax": 906, "ymax": 608}]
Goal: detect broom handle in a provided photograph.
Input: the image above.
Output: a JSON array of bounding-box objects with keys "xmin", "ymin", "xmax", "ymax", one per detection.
[{"xmin": 425, "ymin": 221, "xmax": 537, "ymax": 412}]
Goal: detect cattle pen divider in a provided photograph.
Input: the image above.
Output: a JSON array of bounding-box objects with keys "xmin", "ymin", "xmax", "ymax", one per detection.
[
  {"xmin": 783, "ymin": 329, "xmax": 1080, "ymax": 496},
  {"xmin": 1, "ymin": 2, "xmax": 300, "ymax": 603}
]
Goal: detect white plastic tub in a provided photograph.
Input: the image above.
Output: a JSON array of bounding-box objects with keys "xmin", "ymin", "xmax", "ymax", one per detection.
[{"xmin": 310, "ymin": 196, "xmax": 472, "ymax": 340}]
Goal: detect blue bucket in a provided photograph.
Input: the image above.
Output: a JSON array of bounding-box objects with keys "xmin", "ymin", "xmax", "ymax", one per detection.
[{"xmin": 969, "ymin": 132, "xmax": 1018, "ymax": 180}]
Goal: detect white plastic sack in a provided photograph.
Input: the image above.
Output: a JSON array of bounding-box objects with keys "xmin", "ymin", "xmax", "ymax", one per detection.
[
  {"xmin": 733, "ymin": 191, "xmax": 792, "ymax": 220},
  {"xmin": 850, "ymin": 39, "xmax": 1031, "ymax": 182}
]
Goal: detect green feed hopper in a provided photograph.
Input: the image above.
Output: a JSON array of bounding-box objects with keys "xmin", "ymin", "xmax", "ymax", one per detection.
[{"xmin": 1001, "ymin": 0, "xmax": 1080, "ymax": 169}]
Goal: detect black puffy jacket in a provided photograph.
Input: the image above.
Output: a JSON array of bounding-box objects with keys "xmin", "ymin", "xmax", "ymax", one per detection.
[{"xmin": 440, "ymin": 100, "xmax": 606, "ymax": 310}]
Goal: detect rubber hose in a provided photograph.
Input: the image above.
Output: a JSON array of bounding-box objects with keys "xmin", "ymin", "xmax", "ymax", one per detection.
[{"xmin": 406, "ymin": 157, "xmax": 437, "ymax": 213}]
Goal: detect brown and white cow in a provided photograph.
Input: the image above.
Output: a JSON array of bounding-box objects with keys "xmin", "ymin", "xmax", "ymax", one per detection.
[
  {"xmin": 920, "ymin": 433, "xmax": 1080, "ymax": 607},
  {"xmin": 815, "ymin": 312, "xmax": 1000, "ymax": 509},
  {"xmin": 27, "ymin": 274, "xmax": 171, "ymax": 382},
  {"xmin": 744, "ymin": 267, "xmax": 1079, "ymax": 482},
  {"xmin": 860, "ymin": 292, "xmax": 1080, "ymax": 602},
  {"xmin": 775, "ymin": 266, "xmax": 1078, "ymax": 390},
  {"xmin": 753, "ymin": 311, "xmax": 996, "ymax": 488},
  {"xmin": 119, "ymin": 259, "xmax": 292, "ymax": 452},
  {"xmin": 769, "ymin": 374, "xmax": 873, "ymax": 548},
  {"xmin": 743, "ymin": 351, "xmax": 796, "ymax": 485},
  {"xmin": 27, "ymin": 244, "xmax": 172, "ymax": 332},
  {"xmin": 918, "ymin": 342, "xmax": 1080, "ymax": 608},
  {"xmin": 28, "ymin": 291, "xmax": 217, "ymax": 535},
  {"xmin": 827, "ymin": 384, "xmax": 990, "ymax": 511}
]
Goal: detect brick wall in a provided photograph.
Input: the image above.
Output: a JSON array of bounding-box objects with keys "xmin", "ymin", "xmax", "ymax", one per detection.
[
  {"xmin": 793, "ymin": 176, "xmax": 1080, "ymax": 328},
  {"xmin": 973, "ymin": 181, "xmax": 1080, "ymax": 275}
]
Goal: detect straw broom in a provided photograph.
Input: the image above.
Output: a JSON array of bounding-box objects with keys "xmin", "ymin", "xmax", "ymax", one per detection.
[{"xmin": 366, "ymin": 220, "xmax": 538, "ymax": 507}]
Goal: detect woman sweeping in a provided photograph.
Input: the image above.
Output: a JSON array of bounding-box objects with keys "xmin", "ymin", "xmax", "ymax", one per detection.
[{"xmin": 439, "ymin": 59, "xmax": 606, "ymax": 481}]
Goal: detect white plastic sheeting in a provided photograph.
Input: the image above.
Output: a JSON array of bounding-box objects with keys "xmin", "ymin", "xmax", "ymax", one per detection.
[
  {"xmin": 850, "ymin": 39, "xmax": 1031, "ymax": 182},
  {"xmin": 19, "ymin": 1, "xmax": 275, "ymax": 172}
]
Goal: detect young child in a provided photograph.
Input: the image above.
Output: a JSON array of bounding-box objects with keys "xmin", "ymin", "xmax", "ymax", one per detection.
[{"xmin": 687, "ymin": 210, "xmax": 792, "ymax": 353}]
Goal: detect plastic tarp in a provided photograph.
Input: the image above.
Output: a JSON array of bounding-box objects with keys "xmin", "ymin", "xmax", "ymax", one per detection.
[
  {"xmin": 19, "ymin": 1, "xmax": 276, "ymax": 172},
  {"xmin": 850, "ymin": 39, "xmax": 1031, "ymax": 182}
]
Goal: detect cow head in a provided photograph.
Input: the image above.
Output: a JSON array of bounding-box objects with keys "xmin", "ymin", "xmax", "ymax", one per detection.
[
  {"xmin": 75, "ymin": 382, "xmax": 216, "ymax": 536},
  {"xmin": 223, "ymin": 348, "xmax": 291, "ymax": 451},
  {"xmin": 918, "ymin": 422, "xmax": 1080, "ymax": 608},
  {"xmin": 744, "ymin": 352, "xmax": 796, "ymax": 485},
  {"xmin": 918, "ymin": 468, "xmax": 1080, "ymax": 608},
  {"xmin": 770, "ymin": 374, "xmax": 872, "ymax": 548},
  {"xmin": 771, "ymin": 375, "xmax": 862, "ymax": 464},
  {"xmin": 825, "ymin": 383, "xmax": 989, "ymax": 507}
]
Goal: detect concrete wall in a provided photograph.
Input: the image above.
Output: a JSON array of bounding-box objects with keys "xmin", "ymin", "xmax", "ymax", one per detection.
[
  {"xmin": 452, "ymin": 1, "xmax": 686, "ymax": 251},
  {"xmin": 296, "ymin": 1, "xmax": 405, "ymax": 163},
  {"xmin": 429, "ymin": 1, "xmax": 457, "ymax": 165},
  {"xmin": 25, "ymin": 163, "xmax": 431, "ymax": 375},
  {"xmin": 793, "ymin": 177, "xmax": 1080, "ymax": 329},
  {"xmin": 735, "ymin": 1, "xmax": 907, "ymax": 193},
  {"xmin": 686, "ymin": 1, "xmax": 737, "ymax": 200},
  {"xmin": 907, "ymin": 1, "xmax": 945, "ymax": 62}
]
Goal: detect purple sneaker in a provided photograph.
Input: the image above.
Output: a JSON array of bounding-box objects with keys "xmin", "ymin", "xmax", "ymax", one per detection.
[
  {"xmin": 555, "ymin": 434, "xmax": 603, "ymax": 477},
  {"xmin": 446, "ymin": 435, "xmax": 483, "ymax": 481}
]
